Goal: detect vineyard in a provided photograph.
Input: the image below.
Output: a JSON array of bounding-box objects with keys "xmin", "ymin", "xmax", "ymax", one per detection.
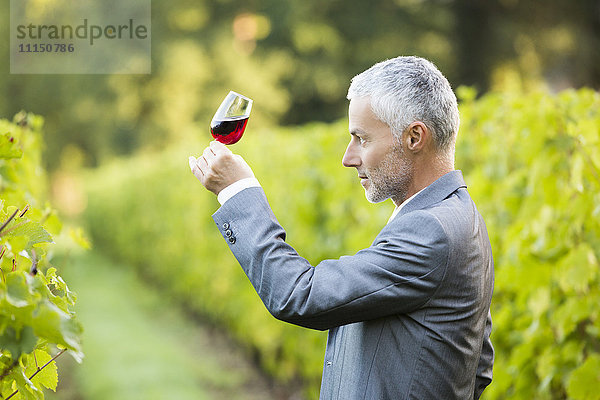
[
  {"xmin": 2, "ymin": 0, "xmax": 599, "ymax": 396},
  {"xmin": 81, "ymin": 88, "xmax": 600, "ymax": 399},
  {"xmin": 0, "ymin": 113, "xmax": 83, "ymax": 399}
]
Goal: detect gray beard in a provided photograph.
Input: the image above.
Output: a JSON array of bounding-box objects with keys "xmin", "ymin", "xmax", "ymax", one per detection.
[{"xmin": 365, "ymin": 146, "xmax": 413, "ymax": 204}]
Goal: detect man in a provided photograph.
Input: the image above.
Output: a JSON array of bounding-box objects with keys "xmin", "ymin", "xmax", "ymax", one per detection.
[{"xmin": 189, "ymin": 56, "xmax": 494, "ymax": 399}]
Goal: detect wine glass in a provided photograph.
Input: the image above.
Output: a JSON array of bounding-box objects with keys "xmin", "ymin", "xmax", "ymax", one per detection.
[{"xmin": 210, "ymin": 91, "xmax": 253, "ymax": 145}]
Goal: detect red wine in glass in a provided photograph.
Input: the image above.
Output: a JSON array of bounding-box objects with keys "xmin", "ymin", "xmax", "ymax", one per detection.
[
  {"xmin": 210, "ymin": 116, "xmax": 249, "ymax": 145},
  {"xmin": 210, "ymin": 91, "xmax": 253, "ymax": 145}
]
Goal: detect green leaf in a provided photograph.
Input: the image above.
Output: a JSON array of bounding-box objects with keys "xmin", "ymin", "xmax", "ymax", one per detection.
[
  {"xmin": 5, "ymin": 272, "xmax": 32, "ymax": 308},
  {"xmin": 567, "ymin": 354, "xmax": 600, "ymax": 400},
  {"xmin": 570, "ymin": 153, "xmax": 585, "ymax": 192},
  {"xmin": 23, "ymin": 349, "xmax": 58, "ymax": 392},
  {"xmin": 10, "ymin": 366, "xmax": 43, "ymax": 400},
  {"xmin": 0, "ymin": 133, "xmax": 23, "ymax": 159},
  {"xmin": 0, "ymin": 326, "xmax": 36, "ymax": 359},
  {"xmin": 553, "ymin": 297, "xmax": 591, "ymax": 341},
  {"xmin": 43, "ymin": 268, "xmax": 77, "ymax": 311},
  {"xmin": 31, "ymin": 302, "xmax": 83, "ymax": 360},
  {"xmin": 558, "ymin": 244, "xmax": 598, "ymax": 294},
  {"xmin": 528, "ymin": 287, "xmax": 550, "ymax": 318},
  {"xmin": 6, "ymin": 221, "xmax": 53, "ymax": 248},
  {"xmin": 7, "ymin": 236, "xmax": 29, "ymax": 255}
]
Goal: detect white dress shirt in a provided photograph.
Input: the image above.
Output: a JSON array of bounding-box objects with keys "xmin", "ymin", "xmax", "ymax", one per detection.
[
  {"xmin": 217, "ymin": 177, "xmax": 261, "ymax": 205},
  {"xmin": 387, "ymin": 188, "xmax": 425, "ymax": 224}
]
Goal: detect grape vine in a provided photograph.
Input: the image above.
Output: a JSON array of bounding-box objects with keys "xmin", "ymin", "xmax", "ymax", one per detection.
[{"xmin": 0, "ymin": 112, "xmax": 83, "ymax": 399}]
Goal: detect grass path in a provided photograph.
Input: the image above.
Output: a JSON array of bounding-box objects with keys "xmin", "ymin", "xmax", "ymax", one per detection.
[{"xmin": 48, "ymin": 249, "xmax": 293, "ymax": 400}]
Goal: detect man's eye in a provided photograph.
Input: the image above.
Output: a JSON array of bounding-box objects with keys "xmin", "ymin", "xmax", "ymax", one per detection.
[{"xmin": 351, "ymin": 134, "xmax": 366, "ymax": 145}]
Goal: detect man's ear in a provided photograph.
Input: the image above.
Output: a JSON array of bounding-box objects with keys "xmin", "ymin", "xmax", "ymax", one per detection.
[{"xmin": 405, "ymin": 122, "xmax": 429, "ymax": 152}]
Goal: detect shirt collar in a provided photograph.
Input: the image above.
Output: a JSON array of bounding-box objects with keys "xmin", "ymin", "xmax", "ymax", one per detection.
[
  {"xmin": 387, "ymin": 187, "xmax": 425, "ymax": 224},
  {"xmin": 386, "ymin": 170, "xmax": 467, "ymax": 224}
]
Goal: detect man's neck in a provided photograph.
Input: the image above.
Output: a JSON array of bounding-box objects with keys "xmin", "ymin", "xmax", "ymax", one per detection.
[{"xmin": 392, "ymin": 160, "xmax": 454, "ymax": 207}]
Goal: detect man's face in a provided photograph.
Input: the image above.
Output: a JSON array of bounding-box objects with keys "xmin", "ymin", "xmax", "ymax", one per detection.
[{"xmin": 343, "ymin": 97, "xmax": 413, "ymax": 204}]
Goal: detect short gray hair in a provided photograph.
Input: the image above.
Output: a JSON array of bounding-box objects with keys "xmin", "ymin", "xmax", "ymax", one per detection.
[{"xmin": 347, "ymin": 56, "xmax": 459, "ymax": 151}]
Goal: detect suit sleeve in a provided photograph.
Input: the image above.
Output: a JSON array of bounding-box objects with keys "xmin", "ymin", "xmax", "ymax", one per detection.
[
  {"xmin": 474, "ymin": 311, "xmax": 494, "ymax": 399},
  {"xmin": 212, "ymin": 187, "xmax": 450, "ymax": 331}
]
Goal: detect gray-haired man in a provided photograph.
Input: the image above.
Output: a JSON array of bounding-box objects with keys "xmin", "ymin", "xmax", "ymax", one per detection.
[{"xmin": 190, "ymin": 56, "xmax": 494, "ymax": 399}]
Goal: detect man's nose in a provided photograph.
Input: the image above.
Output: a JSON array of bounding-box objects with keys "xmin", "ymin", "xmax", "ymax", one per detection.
[{"xmin": 342, "ymin": 141, "xmax": 361, "ymax": 168}]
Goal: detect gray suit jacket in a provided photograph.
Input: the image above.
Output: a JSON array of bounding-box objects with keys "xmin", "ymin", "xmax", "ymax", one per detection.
[{"xmin": 213, "ymin": 170, "xmax": 494, "ymax": 399}]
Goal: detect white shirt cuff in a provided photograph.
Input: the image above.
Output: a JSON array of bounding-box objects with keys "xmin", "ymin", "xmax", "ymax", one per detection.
[{"xmin": 217, "ymin": 177, "xmax": 262, "ymax": 205}]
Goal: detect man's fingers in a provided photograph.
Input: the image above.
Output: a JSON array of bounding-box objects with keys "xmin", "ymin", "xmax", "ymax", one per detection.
[
  {"xmin": 188, "ymin": 156, "xmax": 201, "ymax": 174},
  {"xmin": 203, "ymin": 146, "xmax": 216, "ymax": 162},
  {"xmin": 197, "ymin": 155, "xmax": 209, "ymax": 171},
  {"xmin": 189, "ymin": 156, "xmax": 205, "ymax": 181}
]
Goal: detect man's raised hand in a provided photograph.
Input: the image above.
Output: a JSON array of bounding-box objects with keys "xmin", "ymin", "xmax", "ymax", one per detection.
[{"xmin": 189, "ymin": 141, "xmax": 254, "ymax": 195}]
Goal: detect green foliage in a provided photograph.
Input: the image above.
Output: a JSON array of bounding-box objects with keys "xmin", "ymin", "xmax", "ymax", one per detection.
[
  {"xmin": 456, "ymin": 88, "xmax": 600, "ymax": 399},
  {"xmin": 83, "ymin": 88, "xmax": 600, "ymax": 399},
  {"xmin": 567, "ymin": 354, "xmax": 600, "ymax": 400},
  {"xmin": 0, "ymin": 112, "xmax": 82, "ymax": 399}
]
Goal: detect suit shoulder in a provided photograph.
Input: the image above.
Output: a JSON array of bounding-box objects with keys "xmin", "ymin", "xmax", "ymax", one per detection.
[
  {"xmin": 389, "ymin": 190, "xmax": 478, "ymax": 238},
  {"xmin": 385, "ymin": 208, "xmax": 449, "ymax": 244}
]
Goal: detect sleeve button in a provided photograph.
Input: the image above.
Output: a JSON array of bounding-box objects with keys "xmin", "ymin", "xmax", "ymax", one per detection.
[
  {"xmin": 225, "ymin": 229, "xmax": 233, "ymax": 237},
  {"xmin": 222, "ymin": 222, "xmax": 230, "ymax": 230},
  {"xmin": 228, "ymin": 236, "xmax": 236, "ymax": 244}
]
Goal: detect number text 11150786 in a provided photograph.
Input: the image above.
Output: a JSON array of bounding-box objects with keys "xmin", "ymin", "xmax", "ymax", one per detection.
[{"xmin": 18, "ymin": 43, "xmax": 74, "ymax": 53}]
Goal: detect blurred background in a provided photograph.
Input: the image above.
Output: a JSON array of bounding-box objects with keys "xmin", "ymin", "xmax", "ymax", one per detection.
[
  {"xmin": 1, "ymin": 0, "xmax": 599, "ymax": 171},
  {"xmin": 1, "ymin": 0, "xmax": 599, "ymax": 399}
]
